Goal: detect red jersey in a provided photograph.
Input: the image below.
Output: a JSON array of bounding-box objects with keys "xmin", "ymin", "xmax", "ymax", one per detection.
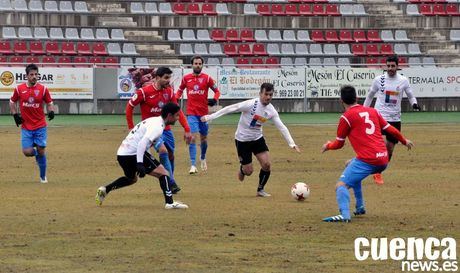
[
  {"xmin": 176, "ymin": 72, "xmax": 220, "ymax": 116},
  {"xmin": 10, "ymin": 83, "xmax": 52, "ymax": 130},
  {"xmin": 126, "ymin": 84, "xmax": 189, "ymax": 132},
  {"xmin": 335, "ymin": 104, "xmax": 390, "ymax": 166}
]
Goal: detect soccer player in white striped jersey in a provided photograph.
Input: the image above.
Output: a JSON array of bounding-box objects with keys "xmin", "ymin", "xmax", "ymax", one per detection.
[
  {"xmin": 201, "ymin": 83, "xmax": 301, "ymax": 197},
  {"xmin": 95, "ymin": 103, "xmax": 188, "ymax": 209},
  {"xmin": 364, "ymin": 55, "xmax": 420, "ymax": 185}
]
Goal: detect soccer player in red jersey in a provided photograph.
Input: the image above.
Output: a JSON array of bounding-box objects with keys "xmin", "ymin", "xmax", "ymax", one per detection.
[
  {"xmin": 175, "ymin": 56, "xmax": 220, "ymax": 174},
  {"xmin": 9, "ymin": 63, "xmax": 55, "ymax": 183},
  {"xmin": 125, "ymin": 67, "xmax": 192, "ymax": 194},
  {"xmin": 321, "ymin": 85, "xmax": 414, "ymax": 222}
]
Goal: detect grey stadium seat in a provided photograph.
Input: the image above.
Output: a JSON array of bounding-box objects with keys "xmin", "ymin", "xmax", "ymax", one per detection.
[
  {"xmin": 65, "ymin": 28, "xmax": 80, "ymax": 40},
  {"xmin": 255, "ymin": 30, "xmax": 268, "ymax": 42},
  {"xmin": 408, "ymin": 57, "xmax": 421, "ymax": 67},
  {"xmin": 352, "ymin": 4, "xmax": 366, "ymax": 15},
  {"xmin": 34, "ymin": 27, "xmax": 48, "ymax": 39},
  {"xmin": 338, "ymin": 44, "xmax": 352, "ymax": 55},
  {"xmin": 221, "ymin": 58, "xmax": 235, "ymax": 67},
  {"xmin": 268, "ymin": 30, "xmax": 283, "ymax": 42},
  {"xmin": 339, "ymin": 4, "xmax": 353, "ymax": 15},
  {"xmin": 59, "ymin": 1, "xmax": 73, "ymax": 12},
  {"xmin": 422, "ymin": 57, "xmax": 436, "ymax": 67},
  {"xmin": 123, "ymin": 43, "xmax": 139, "ymax": 55},
  {"xmin": 0, "ymin": 0, "xmax": 13, "ymax": 11},
  {"xmin": 130, "ymin": 2, "xmax": 144, "ymax": 13},
  {"xmin": 297, "ymin": 30, "xmax": 311, "ymax": 42},
  {"xmin": 179, "ymin": 44, "xmax": 194, "ymax": 56},
  {"xmin": 120, "ymin": 57, "xmax": 133, "ymax": 66},
  {"xmin": 394, "ymin": 44, "xmax": 408, "ymax": 55},
  {"xmin": 18, "ymin": 27, "xmax": 33, "ymax": 39},
  {"xmin": 323, "ymin": 58, "xmax": 336, "ymax": 67},
  {"xmin": 209, "ymin": 44, "xmax": 224, "ymax": 55},
  {"xmin": 450, "ymin": 30, "xmax": 460, "ymax": 42},
  {"xmin": 283, "ymin": 30, "xmax": 297, "ymax": 42},
  {"xmin": 323, "ymin": 44, "xmax": 337, "ymax": 55},
  {"xmin": 281, "ymin": 44, "xmax": 295, "ymax": 55},
  {"xmin": 280, "ymin": 57, "xmax": 293, "ymax": 67},
  {"xmin": 267, "ymin": 44, "xmax": 281, "ymax": 55},
  {"xmin": 295, "ymin": 44, "xmax": 308, "ymax": 55},
  {"xmin": 29, "ymin": 0, "xmax": 43, "ymax": 11},
  {"xmin": 207, "ymin": 57, "xmax": 220, "ymax": 66},
  {"xmin": 309, "ymin": 57, "xmax": 322, "ymax": 67},
  {"xmin": 107, "ymin": 43, "xmax": 122, "ymax": 55},
  {"xmin": 81, "ymin": 28, "xmax": 95, "ymax": 40},
  {"xmin": 2, "ymin": 27, "xmax": 17, "ymax": 39},
  {"xmin": 243, "ymin": 4, "xmax": 257, "ymax": 15},
  {"xmin": 309, "ymin": 44, "xmax": 323, "ymax": 55},
  {"xmin": 13, "ymin": 0, "xmax": 27, "ymax": 10},
  {"xmin": 111, "ymin": 29, "xmax": 125, "ymax": 40},
  {"xmin": 135, "ymin": 57, "xmax": 149, "ymax": 67},
  {"xmin": 408, "ymin": 43, "xmax": 421, "ymax": 55},
  {"xmin": 194, "ymin": 44, "xmax": 208, "ymax": 55},
  {"xmin": 395, "ymin": 30, "xmax": 410, "ymax": 41},
  {"xmin": 158, "ymin": 3, "xmax": 173, "ymax": 14},
  {"xmin": 380, "ymin": 30, "xmax": 394, "ymax": 42},
  {"xmin": 49, "ymin": 27, "xmax": 64, "ymax": 39},
  {"xmin": 145, "ymin": 2, "xmax": 158, "ymax": 14},
  {"xmin": 182, "ymin": 29, "xmax": 196, "ymax": 41},
  {"xmin": 406, "ymin": 4, "xmax": 420, "ymax": 16},
  {"xmin": 337, "ymin": 57, "xmax": 351, "ymax": 67},
  {"xmin": 168, "ymin": 29, "xmax": 181, "ymax": 41},
  {"xmin": 96, "ymin": 29, "xmax": 110, "ymax": 41},
  {"xmin": 74, "ymin": 1, "xmax": 88, "ymax": 13},
  {"xmin": 197, "ymin": 29, "xmax": 211, "ymax": 41},
  {"xmin": 294, "ymin": 57, "xmax": 307, "ymax": 66},
  {"xmin": 216, "ymin": 3, "xmax": 230, "ymax": 15}
]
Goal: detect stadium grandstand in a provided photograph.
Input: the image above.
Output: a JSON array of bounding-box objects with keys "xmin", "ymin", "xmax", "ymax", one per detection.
[{"xmin": 0, "ymin": 0, "xmax": 459, "ymax": 113}]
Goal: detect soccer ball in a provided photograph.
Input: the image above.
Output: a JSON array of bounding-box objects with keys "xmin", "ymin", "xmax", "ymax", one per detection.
[{"xmin": 291, "ymin": 182, "xmax": 310, "ymax": 201}]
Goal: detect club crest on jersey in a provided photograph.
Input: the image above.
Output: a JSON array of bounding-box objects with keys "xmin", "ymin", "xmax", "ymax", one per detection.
[
  {"xmin": 163, "ymin": 93, "xmax": 169, "ymax": 100},
  {"xmin": 28, "ymin": 96, "xmax": 35, "ymax": 103},
  {"xmin": 34, "ymin": 90, "xmax": 40, "ymax": 96}
]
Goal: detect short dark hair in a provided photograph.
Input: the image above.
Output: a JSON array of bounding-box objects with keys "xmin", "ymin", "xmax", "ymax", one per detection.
[
  {"xmin": 386, "ymin": 55, "xmax": 399, "ymax": 66},
  {"xmin": 340, "ymin": 85, "xmax": 357, "ymax": 105},
  {"xmin": 26, "ymin": 63, "xmax": 39, "ymax": 75},
  {"xmin": 260, "ymin": 82, "xmax": 274, "ymax": 93},
  {"xmin": 191, "ymin": 56, "xmax": 204, "ymax": 65},
  {"xmin": 161, "ymin": 102, "xmax": 180, "ymax": 119},
  {"xmin": 155, "ymin": 67, "xmax": 173, "ymax": 78}
]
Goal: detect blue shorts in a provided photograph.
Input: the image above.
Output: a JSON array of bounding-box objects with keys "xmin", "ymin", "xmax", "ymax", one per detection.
[
  {"xmin": 339, "ymin": 158, "xmax": 387, "ymax": 188},
  {"xmin": 21, "ymin": 127, "xmax": 47, "ymax": 149},
  {"xmin": 154, "ymin": 129, "xmax": 175, "ymax": 153},
  {"xmin": 187, "ymin": 115, "xmax": 208, "ymax": 136}
]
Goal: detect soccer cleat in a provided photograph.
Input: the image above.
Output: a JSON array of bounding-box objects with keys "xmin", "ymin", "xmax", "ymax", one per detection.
[
  {"xmin": 237, "ymin": 170, "xmax": 245, "ymax": 182},
  {"xmin": 200, "ymin": 159, "xmax": 207, "ymax": 172},
  {"xmin": 373, "ymin": 173, "xmax": 384, "ymax": 185},
  {"xmin": 165, "ymin": 201, "xmax": 189, "ymax": 209},
  {"xmin": 40, "ymin": 176, "xmax": 48, "ymax": 183},
  {"xmin": 95, "ymin": 186, "xmax": 107, "ymax": 206},
  {"xmin": 322, "ymin": 214, "xmax": 351, "ymax": 223},
  {"xmin": 171, "ymin": 183, "xmax": 181, "ymax": 194},
  {"xmin": 189, "ymin": 165, "xmax": 198, "ymax": 174},
  {"xmin": 354, "ymin": 206, "xmax": 366, "ymax": 216},
  {"xmin": 256, "ymin": 190, "xmax": 271, "ymax": 197}
]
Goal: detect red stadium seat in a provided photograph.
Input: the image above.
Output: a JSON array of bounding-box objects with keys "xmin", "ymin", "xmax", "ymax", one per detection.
[
  {"xmin": 0, "ymin": 41, "xmax": 13, "ymax": 55},
  {"xmin": 45, "ymin": 41, "xmax": 61, "ymax": 55},
  {"xmin": 271, "ymin": 4, "xmax": 284, "ymax": 16},
  {"xmin": 299, "ymin": 4, "xmax": 312, "ymax": 15},
  {"xmin": 311, "ymin": 30, "xmax": 325, "ymax": 42},
  {"xmin": 0, "ymin": 56, "xmax": 7, "ymax": 63},
  {"xmin": 41, "ymin": 56, "xmax": 56, "ymax": 65},
  {"xmin": 353, "ymin": 30, "xmax": 368, "ymax": 42},
  {"xmin": 380, "ymin": 44, "xmax": 394, "ymax": 55},
  {"xmin": 398, "ymin": 56, "xmax": 408, "ymax": 67},
  {"xmin": 419, "ymin": 4, "xmax": 434, "ymax": 16},
  {"xmin": 339, "ymin": 30, "xmax": 353, "ymax": 42},
  {"xmin": 366, "ymin": 57, "xmax": 379, "ymax": 68},
  {"xmin": 325, "ymin": 30, "xmax": 339, "ymax": 42},
  {"xmin": 253, "ymin": 43, "xmax": 267, "ymax": 55},
  {"xmin": 89, "ymin": 56, "xmax": 103, "ymax": 64},
  {"xmin": 257, "ymin": 4, "xmax": 271, "ymax": 15},
  {"xmin": 367, "ymin": 30, "xmax": 382, "ymax": 42},
  {"xmin": 93, "ymin": 42, "xmax": 108, "ymax": 56},
  {"xmin": 446, "ymin": 4, "xmax": 460, "ymax": 15},
  {"xmin": 211, "ymin": 29, "xmax": 226, "ymax": 42},
  {"xmin": 173, "ymin": 3, "xmax": 188, "ymax": 15},
  {"xmin": 202, "ymin": 4, "xmax": 217, "ymax": 15},
  {"xmin": 313, "ymin": 4, "xmax": 325, "ymax": 16},
  {"xmin": 240, "ymin": 29, "xmax": 255, "ymax": 42},
  {"xmin": 236, "ymin": 57, "xmax": 250, "ymax": 68},
  {"xmin": 57, "ymin": 56, "xmax": 72, "ymax": 67},
  {"xmin": 408, "ymin": 0, "xmax": 421, "ymax": 3},
  {"xmin": 288, "ymin": 0, "xmax": 301, "ymax": 3},
  {"xmin": 265, "ymin": 57, "xmax": 279, "ymax": 67},
  {"xmin": 238, "ymin": 43, "xmax": 252, "ymax": 56},
  {"xmin": 251, "ymin": 57, "xmax": 264, "ymax": 68},
  {"xmin": 325, "ymin": 4, "xmax": 340, "ymax": 16},
  {"xmin": 301, "ymin": 0, "xmax": 315, "ymax": 2},
  {"xmin": 74, "ymin": 56, "xmax": 90, "ymax": 67},
  {"xmin": 285, "ymin": 4, "xmax": 299, "ymax": 16},
  {"xmin": 226, "ymin": 29, "xmax": 240, "ymax": 42},
  {"xmin": 314, "ymin": 0, "xmax": 328, "ymax": 3},
  {"xmin": 104, "ymin": 57, "xmax": 119, "ymax": 67},
  {"xmin": 14, "ymin": 41, "xmax": 29, "ymax": 55},
  {"xmin": 30, "ymin": 41, "xmax": 45, "ymax": 55},
  {"xmin": 26, "ymin": 56, "xmax": 40, "ymax": 63},
  {"xmin": 366, "ymin": 44, "xmax": 379, "ymax": 55},
  {"xmin": 432, "ymin": 4, "xmax": 446, "ymax": 15},
  {"xmin": 352, "ymin": 44, "xmax": 366, "ymax": 55},
  {"xmin": 77, "ymin": 42, "xmax": 92, "ymax": 55},
  {"xmin": 223, "ymin": 43, "xmax": 238, "ymax": 56},
  {"xmin": 188, "ymin": 3, "xmax": 201, "ymax": 15},
  {"xmin": 62, "ymin": 42, "xmax": 77, "ymax": 55},
  {"xmin": 10, "ymin": 56, "xmax": 24, "ymax": 66}
]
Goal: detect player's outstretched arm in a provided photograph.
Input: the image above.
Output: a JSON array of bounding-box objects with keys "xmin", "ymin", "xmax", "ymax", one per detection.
[
  {"xmin": 126, "ymin": 103, "xmax": 135, "ymax": 130},
  {"xmin": 202, "ymin": 101, "xmax": 247, "ymax": 122}
]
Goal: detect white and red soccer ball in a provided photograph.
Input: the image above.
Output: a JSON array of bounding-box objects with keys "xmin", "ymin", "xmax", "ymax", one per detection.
[{"xmin": 291, "ymin": 182, "xmax": 310, "ymax": 201}]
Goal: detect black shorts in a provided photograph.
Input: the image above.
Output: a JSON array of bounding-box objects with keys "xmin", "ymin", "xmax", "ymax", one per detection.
[
  {"xmin": 235, "ymin": 137, "xmax": 269, "ymax": 165},
  {"xmin": 382, "ymin": 121, "xmax": 401, "ymax": 144},
  {"xmin": 117, "ymin": 153, "xmax": 161, "ymax": 179}
]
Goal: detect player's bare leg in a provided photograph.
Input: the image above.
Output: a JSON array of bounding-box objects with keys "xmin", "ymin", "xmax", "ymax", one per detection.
[{"xmin": 238, "ymin": 163, "xmax": 253, "ymax": 182}]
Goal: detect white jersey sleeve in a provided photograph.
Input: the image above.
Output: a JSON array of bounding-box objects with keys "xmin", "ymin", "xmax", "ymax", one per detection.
[
  {"xmin": 271, "ymin": 113, "xmax": 296, "ymax": 148},
  {"xmin": 206, "ymin": 99, "xmax": 253, "ymax": 121},
  {"xmin": 364, "ymin": 77, "xmax": 380, "ymax": 107},
  {"xmin": 402, "ymin": 78, "xmax": 417, "ymax": 106}
]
